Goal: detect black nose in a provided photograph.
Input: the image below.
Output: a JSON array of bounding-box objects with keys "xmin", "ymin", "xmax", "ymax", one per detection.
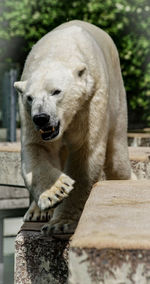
[{"xmin": 33, "ymin": 113, "xmax": 50, "ymax": 127}]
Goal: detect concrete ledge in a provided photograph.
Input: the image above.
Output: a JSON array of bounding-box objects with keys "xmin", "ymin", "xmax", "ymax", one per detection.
[
  {"xmin": 15, "ymin": 180, "xmax": 150, "ymax": 283},
  {"xmin": 0, "ymin": 185, "xmax": 28, "ymax": 199},
  {"xmin": 129, "ymin": 146, "xmax": 150, "ymax": 162},
  {"xmin": 12, "ymin": 147, "xmax": 150, "ymax": 283},
  {"xmin": 129, "ymin": 147, "xmax": 150, "ymax": 179},
  {"xmin": 71, "ymin": 180, "xmax": 150, "ymax": 249},
  {"xmin": 128, "ymin": 133, "xmax": 150, "ymax": 147},
  {"xmin": 69, "ymin": 180, "xmax": 150, "ymax": 283},
  {"xmin": 0, "ymin": 142, "xmax": 21, "ymax": 152},
  {"xmin": 0, "ymin": 144, "xmax": 150, "ymax": 187},
  {"xmin": 0, "ymin": 142, "xmax": 23, "ymax": 186},
  {"xmin": 0, "ymin": 185, "xmax": 29, "ymax": 209},
  {"xmin": 15, "ymin": 222, "xmax": 69, "ymax": 284}
]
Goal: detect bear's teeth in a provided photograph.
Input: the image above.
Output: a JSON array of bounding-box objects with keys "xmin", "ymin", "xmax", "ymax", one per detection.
[
  {"xmin": 39, "ymin": 128, "xmax": 55, "ymax": 134},
  {"xmin": 39, "ymin": 129, "xmax": 44, "ymax": 134}
]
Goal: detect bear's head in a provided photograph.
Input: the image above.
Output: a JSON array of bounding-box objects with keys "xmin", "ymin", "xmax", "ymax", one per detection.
[{"xmin": 14, "ymin": 61, "xmax": 94, "ymax": 142}]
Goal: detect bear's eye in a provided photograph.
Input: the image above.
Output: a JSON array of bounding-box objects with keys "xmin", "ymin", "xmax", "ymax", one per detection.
[
  {"xmin": 78, "ymin": 68, "xmax": 86, "ymax": 77},
  {"xmin": 27, "ymin": 95, "xmax": 33, "ymax": 103},
  {"xmin": 52, "ymin": 89, "xmax": 61, "ymax": 96}
]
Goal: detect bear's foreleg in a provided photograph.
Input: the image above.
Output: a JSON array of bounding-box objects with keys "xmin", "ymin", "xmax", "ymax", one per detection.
[
  {"xmin": 22, "ymin": 144, "xmax": 75, "ymax": 221},
  {"xmin": 41, "ymin": 144, "xmax": 106, "ymax": 236}
]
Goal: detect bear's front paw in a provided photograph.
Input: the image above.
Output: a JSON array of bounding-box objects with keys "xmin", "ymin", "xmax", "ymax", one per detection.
[
  {"xmin": 38, "ymin": 174, "xmax": 75, "ymax": 211},
  {"xmin": 24, "ymin": 201, "xmax": 53, "ymax": 222},
  {"xmin": 41, "ymin": 218, "xmax": 78, "ymax": 238}
]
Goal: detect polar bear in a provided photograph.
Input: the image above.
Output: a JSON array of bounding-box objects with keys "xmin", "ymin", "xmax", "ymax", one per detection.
[{"xmin": 14, "ymin": 20, "xmax": 131, "ymax": 236}]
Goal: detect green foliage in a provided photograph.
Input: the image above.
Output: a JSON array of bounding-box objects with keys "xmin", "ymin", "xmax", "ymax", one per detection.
[{"xmin": 0, "ymin": 0, "xmax": 150, "ymax": 127}]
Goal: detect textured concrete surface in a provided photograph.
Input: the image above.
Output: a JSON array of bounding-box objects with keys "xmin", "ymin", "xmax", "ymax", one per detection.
[
  {"xmin": 15, "ymin": 223, "xmax": 69, "ymax": 284},
  {"xmin": 71, "ymin": 180, "xmax": 150, "ymax": 249},
  {"xmin": 69, "ymin": 180, "xmax": 150, "ymax": 284},
  {"xmin": 69, "ymin": 248, "xmax": 150, "ymax": 284},
  {"xmin": 129, "ymin": 147, "xmax": 150, "ymax": 179}
]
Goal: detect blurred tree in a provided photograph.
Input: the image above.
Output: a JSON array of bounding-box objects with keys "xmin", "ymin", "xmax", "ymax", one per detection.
[{"xmin": 0, "ymin": 0, "xmax": 150, "ymax": 128}]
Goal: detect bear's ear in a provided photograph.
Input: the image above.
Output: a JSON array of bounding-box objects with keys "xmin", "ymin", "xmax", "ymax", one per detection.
[{"xmin": 14, "ymin": 81, "xmax": 27, "ymax": 94}]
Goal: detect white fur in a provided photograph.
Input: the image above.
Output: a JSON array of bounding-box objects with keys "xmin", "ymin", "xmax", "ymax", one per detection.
[{"xmin": 15, "ymin": 20, "xmax": 131, "ymax": 235}]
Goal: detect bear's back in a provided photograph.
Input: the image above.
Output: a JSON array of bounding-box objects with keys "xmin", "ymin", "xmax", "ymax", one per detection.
[
  {"xmin": 35, "ymin": 20, "xmax": 117, "ymax": 64},
  {"xmin": 22, "ymin": 20, "xmax": 119, "ymax": 84}
]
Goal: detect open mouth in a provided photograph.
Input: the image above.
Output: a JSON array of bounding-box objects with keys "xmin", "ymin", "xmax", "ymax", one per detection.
[{"xmin": 39, "ymin": 121, "xmax": 60, "ymax": 141}]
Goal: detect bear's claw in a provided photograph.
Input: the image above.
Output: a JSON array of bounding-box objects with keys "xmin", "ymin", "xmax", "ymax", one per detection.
[
  {"xmin": 24, "ymin": 201, "xmax": 53, "ymax": 222},
  {"xmin": 38, "ymin": 174, "xmax": 75, "ymax": 211},
  {"xmin": 41, "ymin": 218, "xmax": 77, "ymax": 237}
]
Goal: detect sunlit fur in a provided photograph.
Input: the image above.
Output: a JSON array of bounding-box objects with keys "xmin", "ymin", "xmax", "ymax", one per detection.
[{"xmin": 14, "ymin": 20, "xmax": 131, "ymax": 235}]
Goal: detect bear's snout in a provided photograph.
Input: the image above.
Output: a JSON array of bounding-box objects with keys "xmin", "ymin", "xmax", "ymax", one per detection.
[
  {"xmin": 33, "ymin": 113, "xmax": 50, "ymax": 127},
  {"xmin": 33, "ymin": 113, "xmax": 60, "ymax": 141}
]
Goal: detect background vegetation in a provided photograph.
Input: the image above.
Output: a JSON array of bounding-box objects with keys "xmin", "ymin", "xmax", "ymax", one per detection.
[{"xmin": 0, "ymin": 0, "xmax": 150, "ymax": 128}]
